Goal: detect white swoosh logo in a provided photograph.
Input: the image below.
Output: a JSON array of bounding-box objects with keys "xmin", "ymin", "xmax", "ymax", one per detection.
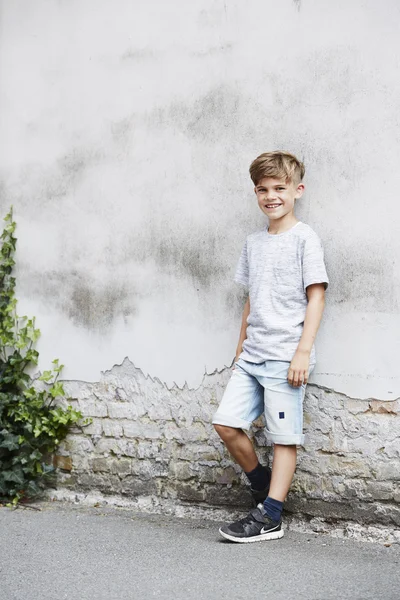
[{"xmin": 260, "ymin": 523, "xmax": 280, "ymax": 534}]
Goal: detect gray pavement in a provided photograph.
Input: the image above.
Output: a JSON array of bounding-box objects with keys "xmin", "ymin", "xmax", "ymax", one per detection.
[{"xmin": 1, "ymin": 502, "xmax": 400, "ymax": 600}]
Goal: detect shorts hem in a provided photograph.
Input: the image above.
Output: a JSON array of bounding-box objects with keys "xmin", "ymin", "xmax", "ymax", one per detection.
[
  {"xmin": 212, "ymin": 413, "xmax": 252, "ymax": 430},
  {"xmin": 265, "ymin": 429, "xmax": 305, "ymax": 445}
]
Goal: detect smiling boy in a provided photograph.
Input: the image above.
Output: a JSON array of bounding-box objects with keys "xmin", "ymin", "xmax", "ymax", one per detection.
[{"xmin": 212, "ymin": 151, "xmax": 329, "ymax": 543}]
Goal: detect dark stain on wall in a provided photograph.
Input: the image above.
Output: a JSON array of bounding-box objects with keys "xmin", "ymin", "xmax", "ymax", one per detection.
[
  {"xmin": 13, "ymin": 145, "xmax": 104, "ymax": 210},
  {"xmin": 119, "ymin": 225, "xmax": 228, "ymax": 291},
  {"xmin": 20, "ymin": 268, "xmax": 135, "ymax": 331},
  {"xmin": 325, "ymin": 241, "xmax": 397, "ymax": 312},
  {"xmin": 225, "ymin": 285, "xmax": 248, "ymax": 320},
  {"xmin": 68, "ymin": 279, "xmax": 134, "ymax": 330},
  {"xmin": 121, "ymin": 48, "xmax": 155, "ymax": 61},
  {"xmin": 146, "ymin": 84, "xmax": 269, "ymax": 149}
]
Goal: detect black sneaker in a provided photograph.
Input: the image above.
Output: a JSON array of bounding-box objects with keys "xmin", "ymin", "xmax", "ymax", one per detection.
[{"xmin": 219, "ymin": 504, "xmax": 283, "ymax": 543}]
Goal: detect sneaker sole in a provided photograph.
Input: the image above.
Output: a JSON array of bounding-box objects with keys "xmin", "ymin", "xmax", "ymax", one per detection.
[{"xmin": 218, "ymin": 528, "xmax": 284, "ymax": 543}]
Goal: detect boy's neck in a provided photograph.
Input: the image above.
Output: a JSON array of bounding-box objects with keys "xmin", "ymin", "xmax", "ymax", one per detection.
[{"xmin": 267, "ymin": 215, "xmax": 299, "ymax": 235}]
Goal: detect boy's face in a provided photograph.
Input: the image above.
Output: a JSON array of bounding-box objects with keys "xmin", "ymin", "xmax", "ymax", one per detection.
[{"xmin": 254, "ymin": 177, "xmax": 304, "ymax": 221}]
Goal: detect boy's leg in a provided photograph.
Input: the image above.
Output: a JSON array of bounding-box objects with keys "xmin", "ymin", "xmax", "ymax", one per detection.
[
  {"xmin": 213, "ymin": 425, "xmax": 258, "ymax": 473},
  {"xmin": 218, "ymin": 361, "xmax": 310, "ymax": 543},
  {"xmin": 214, "ymin": 425, "xmax": 271, "ymax": 500},
  {"xmin": 212, "ymin": 360, "xmax": 270, "ymax": 498},
  {"xmin": 260, "ymin": 363, "xmax": 314, "ymax": 524},
  {"xmin": 261, "ymin": 443, "xmax": 297, "ymax": 523},
  {"xmin": 268, "ymin": 443, "xmax": 297, "ymax": 501}
]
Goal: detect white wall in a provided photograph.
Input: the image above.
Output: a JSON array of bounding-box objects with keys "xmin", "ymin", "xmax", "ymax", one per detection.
[{"xmin": 0, "ymin": 0, "xmax": 399, "ymax": 399}]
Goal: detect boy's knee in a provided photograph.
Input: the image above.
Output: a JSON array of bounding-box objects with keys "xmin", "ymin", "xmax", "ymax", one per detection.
[{"xmin": 214, "ymin": 424, "xmax": 241, "ymax": 442}]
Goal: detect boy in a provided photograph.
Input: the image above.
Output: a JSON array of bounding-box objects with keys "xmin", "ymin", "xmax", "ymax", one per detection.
[{"xmin": 212, "ymin": 151, "xmax": 329, "ymax": 543}]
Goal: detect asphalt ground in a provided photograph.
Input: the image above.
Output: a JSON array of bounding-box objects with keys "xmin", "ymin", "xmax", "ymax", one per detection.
[{"xmin": 1, "ymin": 501, "xmax": 400, "ymax": 600}]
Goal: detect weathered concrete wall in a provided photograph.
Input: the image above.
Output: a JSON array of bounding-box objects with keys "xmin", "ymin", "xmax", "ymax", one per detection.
[
  {"xmin": 50, "ymin": 359, "xmax": 400, "ymax": 529},
  {"xmin": 0, "ymin": 0, "xmax": 399, "ymax": 398},
  {"xmin": 0, "ymin": 0, "xmax": 400, "ymax": 525}
]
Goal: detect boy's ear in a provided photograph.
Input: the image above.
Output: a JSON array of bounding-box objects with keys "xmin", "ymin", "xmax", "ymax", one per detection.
[{"xmin": 295, "ymin": 183, "xmax": 305, "ymax": 199}]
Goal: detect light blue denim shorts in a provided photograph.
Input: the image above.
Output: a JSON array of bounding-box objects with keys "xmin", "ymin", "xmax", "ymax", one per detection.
[{"xmin": 212, "ymin": 358, "xmax": 315, "ymax": 445}]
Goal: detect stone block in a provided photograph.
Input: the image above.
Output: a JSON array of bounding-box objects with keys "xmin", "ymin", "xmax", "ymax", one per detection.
[
  {"xmin": 78, "ymin": 399, "xmax": 108, "ymax": 418},
  {"xmin": 163, "ymin": 422, "xmax": 182, "ymax": 441},
  {"xmin": 175, "ymin": 444, "xmax": 222, "ymax": 462},
  {"xmin": 110, "ymin": 458, "xmax": 132, "ymax": 476},
  {"xmin": 369, "ymin": 400, "xmax": 399, "ymax": 414},
  {"xmin": 366, "ymin": 481, "xmax": 394, "ymax": 501},
  {"xmin": 383, "ymin": 439, "xmax": 400, "ymax": 458},
  {"xmin": 137, "ymin": 441, "xmax": 160, "ymax": 459},
  {"xmin": 345, "ymin": 399, "xmax": 370, "ymax": 415},
  {"xmin": 94, "ymin": 437, "xmax": 123, "ymax": 456},
  {"xmin": 120, "ymin": 476, "xmax": 157, "ymax": 496},
  {"xmin": 375, "ymin": 462, "xmax": 400, "ymax": 481},
  {"xmin": 342, "ymin": 479, "xmax": 369, "ymax": 501},
  {"xmin": 102, "ymin": 419, "xmax": 123, "ymax": 438},
  {"xmin": 169, "ymin": 462, "xmax": 193, "ymax": 481},
  {"xmin": 63, "ymin": 435, "xmax": 94, "ymax": 454},
  {"xmin": 55, "ymin": 472, "xmax": 78, "ymax": 489},
  {"xmin": 107, "ymin": 403, "xmax": 137, "ymax": 419},
  {"xmin": 175, "ymin": 483, "xmax": 206, "ymax": 503},
  {"xmin": 180, "ymin": 423, "xmax": 208, "ymax": 443},
  {"xmin": 53, "ymin": 455, "xmax": 73, "ymax": 471},
  {"xmin": 308, "ymin": 411, "xmax": 333, "ymax": 434},
  {"xmin": 90, "ymin": 458, "xmax": 110, "ymax": 473},
  {"xmin": 141, "ymin": 423, "xmax": 162, "ymax": 440},
  {"xmin": 196, "ymin": 466, "xmax": 216, "ymax": 484},
  {"xmin": 204, "ymin": 484, "xmax": 249, "ymax": 508},
  {"xmin": 147, "ymin": 402, "xmax": 173, "ymax": 421},
  {"xmin": 347, "ymin": 436, "xmax": 385, "ymax": 456},
  {"xmin": 123, "ymin": 421, "xmax": 142, "ymax": 438},
  {"xmin": 131, "ymin": 459, "xmax": 168, "ymax": 479},
  {"xmin": 83, "ymin": 418, "xmax": 102, "ymax": 435},
  {"xmin": 118, "ymin": 440, "xmax": 137, "ymax": 458},
  {"xmin": 215, "ymin": 467, "xmax": 240, "ymax": 485},
  {"xmin": 67, "ymin": 454, "xmax": 88, "ymax": 471}
]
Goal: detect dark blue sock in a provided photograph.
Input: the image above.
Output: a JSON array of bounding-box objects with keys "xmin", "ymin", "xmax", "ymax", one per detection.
[
  {"xmin": 263, "ymin": 496, "xmax": 283, "ymax": 522},
  {"xmin": 244, "ymin": 463, "xmax": 270, "ymax": 491}
]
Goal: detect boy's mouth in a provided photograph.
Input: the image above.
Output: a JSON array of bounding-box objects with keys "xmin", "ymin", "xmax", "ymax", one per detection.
[{"xmin": 265, "ymin": 204, "xmax": 282, "ymax": 209}]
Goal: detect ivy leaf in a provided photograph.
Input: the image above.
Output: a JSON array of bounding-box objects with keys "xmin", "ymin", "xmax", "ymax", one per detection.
[
  {"xmin": 2, "ymin": 470, "xmax": 25, "ymax": 485},
  {"xmin": 38, "ymin": 370, "xmax": 53, "ymax": 383},
  {"xmin": 50, "ymin": 382, "xmax": 65, "ymax": 398}
]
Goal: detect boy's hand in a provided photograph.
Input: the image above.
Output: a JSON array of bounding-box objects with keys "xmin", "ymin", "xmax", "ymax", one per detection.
[
  {"xmin": 232, "ymin": 355, "xmax": 240, "ymax": 371},
  {"xmin": 288, "ymin": 349, "xmax": 310, "ymax": 387}
]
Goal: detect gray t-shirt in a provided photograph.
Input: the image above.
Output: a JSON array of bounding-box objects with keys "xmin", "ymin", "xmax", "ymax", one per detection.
[{"xmin": 235, "ymin": 221, "xmax": 329, "ymax": 365}]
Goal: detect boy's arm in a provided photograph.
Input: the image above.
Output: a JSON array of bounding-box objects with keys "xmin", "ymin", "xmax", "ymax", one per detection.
[
  {"xmin": 288, "ymin": 283, "xmax": 325, "ymax": 387},
  {"xmin": 234, "ymin": 297, "xmax": 250, "ymax": 365}
]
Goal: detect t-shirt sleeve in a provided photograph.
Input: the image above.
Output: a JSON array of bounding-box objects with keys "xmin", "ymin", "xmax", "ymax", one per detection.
[
  {"xmin": 234, "ymin": 240, "xmax": 249, "ymax": 288},
  {"xmin": 302, "ymin": 234, "xmax": 329, "ymax": 291}
]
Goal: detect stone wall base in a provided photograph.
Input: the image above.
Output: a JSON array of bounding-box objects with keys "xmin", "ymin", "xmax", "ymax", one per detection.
[
  {"xmin": 49, "ymin": 357, "xmax": 400, "ymax": 540},
  {"xmin": 45, "ymin": 487, "xmax": 400, "ymax": 546}
]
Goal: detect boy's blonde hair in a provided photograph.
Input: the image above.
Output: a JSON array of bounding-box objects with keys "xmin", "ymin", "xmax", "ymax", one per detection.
[{"xmin": 249, "ymin": 151, "xmax": 305, "ymax": 186}]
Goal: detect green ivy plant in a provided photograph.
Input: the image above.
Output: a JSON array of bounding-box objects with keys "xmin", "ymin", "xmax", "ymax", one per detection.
[{"xmin": 0, "ymin": 207, "xmax": 86, "ymax": 506}]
